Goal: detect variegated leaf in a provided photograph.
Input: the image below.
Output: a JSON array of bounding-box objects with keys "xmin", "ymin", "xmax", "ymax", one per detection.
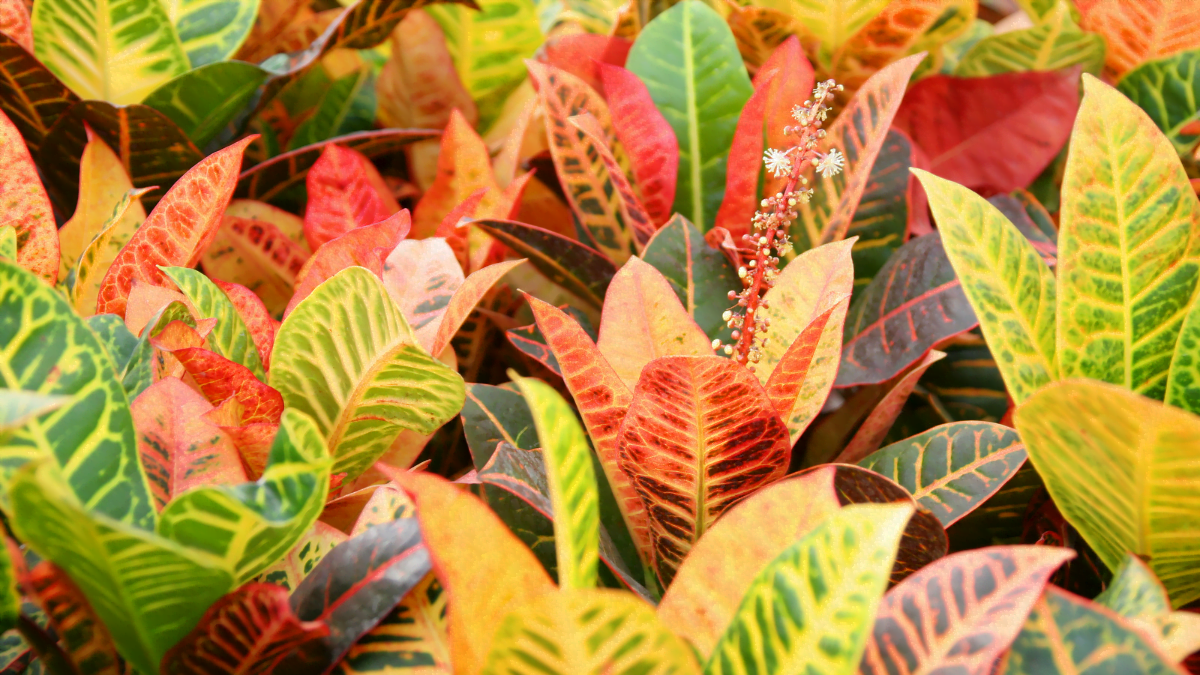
[
  {"xmin": 955, "ymin": 1, "xmax": 1105, "ymax": 77},
  {"xmin": 0, "ymin": 108, "xmax": 57, "ymax": 282},
  {"xmin": 160, "ymin": 0, "xmax": 260, "ymax": 66},
  {"xmin": 160, "ymin": 266, "xmax": 266, "ymax": 380},
  {"xmin": 1077, "ymin": 0, "xmax": 1200, "ymax": 79}
]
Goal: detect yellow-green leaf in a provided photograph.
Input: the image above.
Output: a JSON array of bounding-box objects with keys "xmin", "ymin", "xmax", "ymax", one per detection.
[
  {"xmin": 160, "ymin": 0, "xmax": 260, "ymax": 67},
  {"xmin": 1057, "ymin": 75, "xmax": 1200, "ymax": 401},
  {"xmin": 1014, "ymin": 379, "xmax": 1200, "ymax": 607},
  {"xmin": 269, "ymin": 266, "xmax": 466, "ymax": 480},
  {"xmin": 785, "ymin": 0, "xmax": 889, "ymax": 65},
  {"xmin": 955, "ymin": 1, "xmax": 1105, "ymax": 77},
  {"xmin": 914, "ymin": 169, "xmax": 1057, "ymax": 405},
  {"xmin": 71, "ymin": 188, "xmax": 152, "ymax": 317},
  {"xmin": 0, "ymin": 389, "xmax": 69, "ymax": 435},
  {"xmin": 0, "ymin": 227, "xmax": 14, "ymax": 261},
  {"xmin": 1096, "ymin": 553, "xmax": 1200, "ymax": 661},
  {"xmin": 160, "ymin": 266, "xmax": 266, "ymax": 381}
]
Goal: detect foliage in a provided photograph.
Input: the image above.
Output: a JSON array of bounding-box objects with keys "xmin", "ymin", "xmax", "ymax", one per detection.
[{"xmin": 0, "ymin": 0, "xmax": 1198, "ymax": 673}]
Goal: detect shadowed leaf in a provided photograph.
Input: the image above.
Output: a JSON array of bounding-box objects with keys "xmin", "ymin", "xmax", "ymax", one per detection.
[
  {"xmin": 474, "ymin": 219, "xmax": 616, "ymax": 308},
  {"xmin": 641, "ymin": 215, "xmax": 739, "ymax": 342},
  {"xmin": 0, "ymin": 33, "xmax": 76, "ymax": 153},
  {"xmin": 143, "ymin": 61, "xmax": 270, "ymax": 148}
]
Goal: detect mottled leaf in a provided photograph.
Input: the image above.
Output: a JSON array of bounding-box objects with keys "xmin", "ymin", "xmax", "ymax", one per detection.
[
  {"xmin": 0, "ymin": 108, "xmax": 57, "ymax": 282},
  {"xmin": 955, "ymin": 2, "xmax": 1105, "ymax": 77},
  {"xmin": 1077, "ymin": 0, "xmax": 1200, "ymax": 79},
  {"xmin": 597, "ymin": 63, "xmax": 677, "ymax": 227}
]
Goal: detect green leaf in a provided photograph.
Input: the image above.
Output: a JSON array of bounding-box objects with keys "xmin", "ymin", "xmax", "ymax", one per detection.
[
  {"xmin": 426, "ymin": 0, "xmax": 543, "ymax": 130},
  {"xmin": 1095, "ymin": 554, "xmax": 1200, "ymax": 661},
  {"xmin": 10, "ymin": 458, "xmax": 234, "ymax": 675},
  {"xmin": 858, "ymin": 422, "xmax": 1028, "ymax": 527},
  {"xmin": 143, "ymin": 61, "xmax": 269, "ymax": 148},
  {"xmin": 160, "ymin": 0, "xmax": 260, "ymax": 67},
  {"xmin": 287, "ymin": 67, "xmax": 377, "ymax": 151},
  {"xmin": 0, "ymin": 227, "xmax": 14, "ymax": 261},
  {"xmin": 1117, "ymin": 50, "xmax": 1200, "ymax": 156},
  {"xmin": 641, "ymin": 214, "xmax": 738, "ymax": 342},
  {"xmin": 157, "ymin": 408, "xmax": 331, "ymax": 584},
  {"xmin": 0, "ymin": 543, "xmax": 15, "ymax": 636},
  {"xmin": 913, "ymin": 169, "xmax": 1057, "ymax": 405},
  {"xmin": 846, "ymin": 129, "xmax": 914, "ymax": 289},
  {"xmin": 1057, "ymin": 75, "xmax": 1200, "ymax": 401},
  {"xmin": 269, "ymin": 266, "xmax": 466, "ymax": 480},
  {"xmin": 0, "ymin": 390, "xmax": 70, "ymax": 435},
  {"xmin": 31, "ymin": 0, "xmax": 189, "ymax": 104},
  {"xmin": 998, "ymin": 587, "xmax": 1183, "ymax": 674},
  {"xmin": 786, "ymin": 0, "xmax": 888, "ymax": 65},
  {"xmin": 954, "ymin": 1, "xmax": 1105, "ymax": 77},
  {"xmin": 160, "ymin": 266, "xmax": 267, "ymax": 381},
  {"xmin": 482, "ymin": 588, "xmax": 701, "ymax": 675},
  {"xmin": 0, "ymin": 33, "xmax": 80, "ymax": 154},
  {"xmin": 1167, "ymin": 294, "xmax": 1200, "ymax": 413},
  {"xmin": 704, "ymin": 503, "xmax": 912, "ymax": 675},
  {"xmin": 120, "ymin": 301, "xmax": 196, "ymax": 399},
  {"xmin": 626, "ymin": 0, "xmax": 752, "ymax": 231},
  {"xmin": 0, "ymin": 259, "xmax": 156, "ymax": 529},
  {"xmin": 511, "ymin": 376, "xmax": 600, "ymax": 591},
  {"xmin": 1014, "ymin": 379, "xmax": 1200, "ymax": 607}
]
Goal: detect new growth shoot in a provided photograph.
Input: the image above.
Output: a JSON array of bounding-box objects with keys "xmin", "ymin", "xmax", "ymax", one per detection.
[{"xmin": 711, "ymin": 79, "xmax": 845, "ymax": 371}]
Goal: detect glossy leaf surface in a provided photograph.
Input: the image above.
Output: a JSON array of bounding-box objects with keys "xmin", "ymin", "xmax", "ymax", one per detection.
[
  {"xmin": 143, "ymin": 61, "xmax": 269, "ymax": 148},
  {"xmin": 641, "ymin": 215, "xmax": 738, "ymax": 341},
  {"xmin": 473, "ymin": 219, "xmax": 616, "ymax": 308},
  {"xmin": 0, "ymin": 33, "xmax": 77, "ymax": 153}
]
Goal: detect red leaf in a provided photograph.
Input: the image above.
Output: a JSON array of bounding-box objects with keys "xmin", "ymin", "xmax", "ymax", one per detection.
[
  {"xmin": 411, "ymin": 109, "xmax": 511, "ymax": 239},
  {"xmin": 96, "ymin": 136, "xmax": 255, "ymax": 318},
  {"xmin": 162, "ymin": 583, "xmax": 328, "ymax": 675},
  {"xmin": 302, "ymin": 144, "xmax": 400, "ymax": 250},
  {"xmin": 764, "ymin": 298, "xmax": 847, "ymax": 423},
  {"xmin": 213, "ymin": 279, "xmax": 276, "ymax": 370},
  {"xmin": 542, "ymin": 33, "xmax": 629, "ymax": 93},
  {"xmin": 132, "ymin": 377, "xmax": 248, "ymax": 512},
  {"xmin": 892, "ymin": 68, "xmax": 1081, "ymax": 195},
  {"xmin": 434, "ymin": 187, "xmax": 488, "ymax": 269},
  {"xmin": 284, "ymin": 209, "xmax": 411, "ymax": 316},
  {"xmin": 598, "ymin": 63, "xmax": 678, "ymax": 227},
  {"xmin": 0, "ymin": 107, "xmax": 58, "ymax": 282},
  {"xmin": 0, "ymin": 0, "xmax": 32, "ymax": 53},
  {"xmin": 20, "ymin": 560, "xmax": 122, "ymax": 675}
]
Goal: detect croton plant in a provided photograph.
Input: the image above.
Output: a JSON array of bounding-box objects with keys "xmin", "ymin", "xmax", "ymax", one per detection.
[{"xmin": 0, "ymin": 0, "xmax": 1198, "ymax": 671}]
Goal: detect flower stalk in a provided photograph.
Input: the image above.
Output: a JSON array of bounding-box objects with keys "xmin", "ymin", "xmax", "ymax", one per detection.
[{"xmin": 711, "ymin": 79, "xmax": 845, "ymax": 371}]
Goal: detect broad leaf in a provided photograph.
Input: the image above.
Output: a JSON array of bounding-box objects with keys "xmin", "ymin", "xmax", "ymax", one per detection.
[
  {"xmin": 846, "ymin": 128, "xmax": 914, "ymax": 288},
  {"xmin": 71, "ymin": 188, "xmax": 152, "ymax": 317},
  {"xmin": 914, "ymin": 170, "xmax": 1057, "ymax": 405},
  {"xmin": 160, "ymin": 266, "xmax": 267, "ymax": 380},
  {"xmin": 641, "ymin": 215, "xmax": 738, "ymax": 342},
  {"xmin": 302, "ymin": 143, "xmax": 399, "ymax": 251},
  {"xmin": 859, "ymin": 422, "xmax": 1027, "ymax": 528},
  {"xmin": 860, "ymin": 547, "xmax": 1074, "ymax": 675},
  {"xmin": 31, "ymin": 0, "xmax": 189, "ymax": 103},
  {"xmin": 1117, "ymin": 50, "xmax": 1200, "ymax": 156},
  {"xmin": 162, "ymin": 0, "xmax": 259, "ymax": 67},
  {"xmin": 143, "ymin": 61, "xmax": 270, "ymax": 148},
  {"xmin": 0, "ymin": 108, "xmax": 57, "ymax": 282},
  {"xmin": 1014, "ymin": 379, "xmax": 1200, "ymax": 607},
  {"xmin": 482, "ymin": 589, "xmax": 701, "ymax": 674},
  {"xmin": 474, "ymin": 219, "xmax": 616, "ymax": 308},
  {"xmin": 383, "ymin": 237, "xmax": 464, "ymax": 343},
  {"xmin": 838, "ymin": 233, "xmax": 976, "ymax": 387},
  {"xmin": 287, "ymin": 64, "xmax": 378, "ymax": 152},
  {"xmin": 705, "ymin": 503, "xmax": 912, "ymax": 675},
  {"xmin": 0, "ymin": 260, "xmax": 155, "ymax": 527},
  {"xmin": 832, "ymin": 0, "xmax": 975, "ymax": 90},
  {"xmin": 427, "ymin": 258, "xmax": 526, "ymax": 358},
  {"xmin": 1057, "ymin": 75, "xmax": 1200, "ymax": 400},
  {"xmin": 1096, "ymin": 554, "xmax": 1200, "ymax": 661},
  {"xmin": 95, "ymin": 136, "xmax": 252, "ymax": 318},
  {"xmin": 0, "ymin": 391, "xmax": 69, "ymax": 434},
  {"xmin": 1077, "ymin": 0, "xmax": 1200, "ymax": 78},
  {"xmin": 626, "ymin": 0, "xmax": 752, "ymax": 231},
  {"xmin": 411, "ymin": 109, "xmax": 507, "ymax": 238},
  {"xmin": 285, "ymin": 210, "xmax": 410, "ymax": 314},
  {"xmin": 202, "ymin": 200, "xmax": 310, "ymax": 316},
  {"xmin": 955, "ymin": 2, "xmax": 1105, "ymax": 77},
  {"xmin": 0, "ymin": 33, "xmax": 76, "ymax": 153},
  {"xmin": 787, "ymin": 0, "xmax": 888, "ymax": 65}
]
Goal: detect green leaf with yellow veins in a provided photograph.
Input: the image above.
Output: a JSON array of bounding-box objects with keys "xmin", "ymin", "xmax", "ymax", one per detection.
[
  {"xmin": 913, "ymin": 170, "xmax": 1057, "ymax": 405},
  {"xmin": 1057, "ymin": 75, "xmax": 1200, "ymax": 401},
  {"xmin": 955, "ymin": 1, "xmax": 1104, "ymax": 77}
]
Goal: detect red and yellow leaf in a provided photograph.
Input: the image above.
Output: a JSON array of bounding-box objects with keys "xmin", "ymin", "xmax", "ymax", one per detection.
[
  {"xmin": 1076, "ymin": 0, "xmax": 1200, "ymax": 78},
  {"xmin": 617, "ymin": 355, "xmax": 791, "ymax": 586},
  {"xmin": 0, "ymin": 107, "xmax": 57, "ymax": 282},
  {"xmin": 377, "ymin": 9, "xmax": 477, "ymax": 130},
  {"xmin": 257, "ymin": 521, "xmax": 348, "ymax": 592},
  {"xmin": 428, "ymin": 259, "xmax": 526, "ymax": 358},
  {"xmin": 132, "ymin": 377, "xmax": 248, "ymax": 512},
  {"xmin": 125, "ymin": 279, "xmax": 188, "ymax": 336},
  {"xmin": 203, "ymin": 200, "xmax": 311, "ymax": 316},
  {"xmin": 213, "ymin": 280, "xmax": 276, "ymax": 371},
  {"xmin": 764, "ymin": 297, "xmax": 848, "ymax": 434},
  {"xmin": 597, "ymin": 62, "xmax": 677, "ymax": 227},
  {"xmin": 20, "ymin": 560, "xmax": 122, "ymax": 675},
  {"xmin": 96, "ymin": 137, "xmax": 254, "ymax": 318},
  {"xmin": 302, "ymin": 143, "xmax": 400, "ymax": 251},
  {"xmin": 412, "ymin": 110, "xmax": 508, "ymax": 238},
  {"xmin": 569, "ymin": 112, "xmax": 655, "ymax": 248}
]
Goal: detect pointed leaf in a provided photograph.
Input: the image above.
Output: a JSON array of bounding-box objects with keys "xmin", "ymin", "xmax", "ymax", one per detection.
[
  {"xmin": 161, "ymin": 266, "xmax": 267, "ymax": 380},
  {"xmin": 914, "ymin": 169, "xmax": 1057, "ymax": 405},
  {"xmin": 570, "ymin": 112, "xmax": 656, "ymax": 249},
  {"xmin": 764, "ymin": 298, "xmax": 848, "ymax": 444},
  {"xmin": 71, "ymin": 188, "xmax": 153, "ymax": 317},
  {"xmin": 1056, "ymin": 75, "xmax": 1200, "ymax": 400},
  {"xmin": 473, "ymin": 219, "xmax": 616, "ymax": 308},
  {"xmin": 704, "ymin": 503, "xmax": 912, "ymax": 675},
  {"xmin": 598, "ymin": 63, "xmax": 678, "ymax": 227},
  {"xmin": 0, "ymin": 0, "xmax": 31, "ymax": 54},
  {"xmin": 429, "ymin": 258, "xmax": 525, "ymax": 358},
  {"xmin": 836, "ymin": 350, "xmax": 947, "ymax": 464},
  {"xmin": 0, "ymin": 32, "xmax": 77, "ymax": 154},
  {"xmin": 412, "ymin": 109, "xmax": 504, "ymax": 238},
  {"xmin": 845, "ymin": 128, "xmax": 915, "ymax": 288},
  {"xmin": 1118, "ymin": 50, "xmax": 1200, "ymax": 156},
  {"xmin": 271, "ymin": 266, "xmax": 466, "ymax": 479},
  {"xmin": 331, "ymin": 572, "xmax": 451, "ymax": 675},
  {"xmin": 641, "ymin": 214, "xmax": 739, "ymax": 341},
  {"xmin": 161, "ymin": 0, "xmax": 259, "ymax": 67},
  {"xmin": 617, "ymin": 355, "xmax": 791, "ymax": 586},
  {"xmin": 1077, "ymin": 0, "xmax": 1200, "ymax": 79},
  {"xmin": 57, "ymin": 130, "xmax": 144, "ymax": 282},
  {"xmin": 203, "ymin": 201, "xmax": 310, "ymax": 316},
  {"xmin": 285, "ymin": 210, "xmax": 411, "ymax": 315},
  {"xmin": 18, "ymin": 557, "xmax": 121, "ymax": 673},
  {"xmin": 626, "ymin": 0, "xmax": 753, "ymax": 231},
  {"xmin": 858, "ymin": 422, "xmax": 1028, "ymax": 528},
  {"xmin": 383, "ymin": 237, "xmax": 464, "ymax": 346},
  {"xmin": 303, "ymin": 143, "xmax": 399, "ymax": 251},
  {"xmin": 376, "ymin": 9, "xmax": 476, "ymax": 131},
  {"xmin": 0, "ymin": 108, "xmax": 57, "ymax": 282},
  {"xmin": 956, "ymin": 2, "xmax": 1105, "ymax": 77},
  {"xmin": 1014, "ymin": 379, "xmax": 1200, "ymax": 607},
  {"xmin": 859, "ymin": 546, "xmax": 1074, "ymax": 675},
  {"xmin": 95, "ymin": 137, "xmax": 253, "ymax": 318},
  {"xmin": 143, "ymin": 61, "xmax": 270, "ymax": 148}
]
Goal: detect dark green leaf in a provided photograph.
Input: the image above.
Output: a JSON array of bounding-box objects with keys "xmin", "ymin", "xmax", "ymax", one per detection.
[
  {"xmin": 0, "ymin": 32, "xmax": 78, "ymax": 153},
  {"xmin": 472, "ymin": 219, "xmax": 616, "ymax": 309},
  {"xmin": 143, "ymin": 61, "xmax": 270, "ymax": 149},
  {"xmin": 1118, "ymin": 49, "xmax": 1200, "ymax": 155},
  {"xmin": 847, "ymin": 129, "xmax": 914, "ymax": 289},
  {"xmin": 640, "ymin": 214, "xmax": 737, "ymax": 342}
]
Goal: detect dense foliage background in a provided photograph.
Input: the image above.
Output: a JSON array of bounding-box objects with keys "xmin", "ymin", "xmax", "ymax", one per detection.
[{"xmin": 0, "ymin": 0, "xmax": 1199, "ymax": 672}]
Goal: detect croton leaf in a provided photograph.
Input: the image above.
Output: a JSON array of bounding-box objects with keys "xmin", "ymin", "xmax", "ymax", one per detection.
[
  {"xmin": 16, "ymin": 556, "xmax": 123, "ymax": 674},
  {"xmin": 845, "ymin": 128, "xmax": 914, "ymax": 289},
  {"xmin": 143, "ymin": 61, "xmax": 270, "ymax": 148},
  {"xmin": 161, "ymin": 0, "xmax": 259, "ymax": 67},
  {"xmin": 1057, "ymin": 75, "xmax": 1200, "ymax": 400},
  {"xmin": 570, "ymin": 112, "xmax": 656, "ymax": 249},
  {"xmin": 271, "ymin": 266, "xmax": 466, "ymax": 480},
  {"xmin": 0, "ymin": 108, "xmax": 57, "ymax": 283},
  {"xmin": 0, "ymin": 226, "xmax": 13, "ymax": 261},
  {"xmin": 0, "ymin": 259, "xmax": 155, "ymax": 527},
  {"xmin": 234, "ymin": 130, "xmax": 436, "ymax": 211},
  {"xmin": 1014, "ymin": 379, "xmax": 1200, "ymax": 607},
  {"xmin": 955, "ymin": 1, "xmax": 1105, "ymax": 77},
  {"xmin": 914, "ymin": 170, "xmax": 1057, "ymax": 405},
  {"xmin": 303, "ymin": 143, "xmax": 399, "ymax": 251},
  {"xmin": 285, "ymin": 209, "xmax": 410, "ymax": 314},
  {"xmin": 120, "ymin": 300, "xmax": 194, "ymax": 399},
  {"xmin": 0, "ymin": 543, "xmax": 14, "ymax": 636},
  {"xmin": 332, "ymin": 572, "xmax": 451, "ymax": 675},
  {"xmin": 160, "ymin": 266, "xmax": 267, "ymax": 380},
  {"xmin": 0, "ymin": 390, "xmax": 69, "ymax": 434},
  {"xmin": 412, "ymin": 109, "xmax": 509, "ymax": 239},
  {"xmin": 95, "ymin": 136, "xmax": 253, "ymax": 318},
  {"xmin": 213, "ymin": 279, "xmax": 275, "ymax": 370},
  {"xmin": 787, "ymin": 0, "xmax": 889, "ymax": 65},
  {"xmin": 640, "ymin": 215, "xmax": 739, "ymax": 342},
  {"xmin": 859, "ymin": 546, "xmax": 1074, "ymax": 675},
  {"xmin": 1118, "ymin": 50, "xmax": 1200, "ymax": 156},
  {"xmin": 997, "ymin": 586, "xmax": 1186, "ymax": 674},
  {"xmin": 835, "ymin": 350, "xmax": 947, "ymax": 464},
  {"xmin": 390, "ymin": 470, "xmax": 555, "ymax": 675},
  {"xmin": 0, "ymin": 33, "xmax": 77, "ymax": 154},
  {"xmin": 202, "ymin": 200, "xmax": 311, "ymax": 316},
  {"xmin": 376, "ymin": 8, "xmax": 476, "ymax": 131},
  {"xmin": 764, "ymin": 299, "xmax": 849, "ymax": 444},
  {"xmin": 162, "ymin": 583, "xmax": 327, "ymax": 675},
  {"xmin": 383, "ymin": 238, "xmax": 464, "ymax": 345},
  {"xmin": 705, "ymin": 503, "xmax": 912, "ymax": 675},
  {"xmin": 1096, "ymin": 554, "xmax": 1200, "ymax": 661},
  {"xmin": 657, "ymin": 466, "xmax": 842, "ymax": 658},
  {"xmin": 482, "ymin": 588, "xmax": 701, "ymax": 675},
  {"xmin": 71, "ymin": 188, "xmax": 153, "ymax": 317},
  {"xmin": 1076, "ymin": 0, "xmax": 1200, "ymax": 79},
  {"xmin": 473, "ymin": 219, "xmax": 616, "ymax": 308},
  {"xmin": 858, "ymin": 422, "xmax": 1027, "ymax": 528},
  {"xmin": 617, "ymin": 355, "xmax": 791, "ymax": 587},
  {"xmin": 31, "ymin": 0, "xmax": 189, "ymax": 104},
  {"xmin": 832, "ymin": 0, "xmax": 975, "ymax": 91},
  {"xmin": 427, "ymin": 258, "xmax": 525, "ymax": 359},
  {"xmin": 626, "ymin": 0, "xmax": 752, "ymax": 231},
  {"xmin": 285, "ymin": 60, "xmax": 377, "ymax": 153}
]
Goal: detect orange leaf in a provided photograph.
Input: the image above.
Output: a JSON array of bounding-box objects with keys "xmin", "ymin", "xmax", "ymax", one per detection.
[
  {"xmin": 19, "ymin": 559, "xmax": 122, "ymax": 674},
  {"xmin": 412, "ymin": 109, "xmax": 504, "ymax": 238},
  {"xmin": 1077, "ymin": 0, "xmax": 1200, "ymax": 78},
  {"xmin": 435, "ymin": 187, "xmax": 488, "ymax": 269},
  {"xmin": 427, "ymin": 258, "xmax": 525, "ymax": 358},
  {"xmin": 382, "ymin": 237, "xmax": 465, "ymax": 346},
  {"xmin": 0, "ymin": 107, "xmax": 57, "ymax": 282},
  {"xmin": 763, "ymin": 296, "xmax": 848, "ymax": 430},
  {"xmin": 203, "ymin": 200, "xmax": 311, "ymax": 316},
  {"xmin": 0, "ymin": 0, "xmax": 32, "ymax": 52},
  {"xmin": 569, "ymin": 113, "xmax": 655, "ymax": 248},
  {"xmin": 657, "ymin": 465, "xmax": 842, "ymax": 656},
  {"xmin": 303, "ymin": 144, "xmax": 399, "ymax": 251},
  {"xmin": 204, "ymin": 399, "xmax": 279, "ymax": 480},
  {"xmin": 285, "ymin": 209, "xmax": 411, "ymax": 315},
  {"xmin": 835, "ymin": 349, "xmax": 947, "ymax": 463},
  {"xmin": 617, "ymin": 355, "xmax": 791, "ymax": 586},
  {"xmin": 124, "ymin": 279, "xmax": 190, "ymax": 336},
  {"xmin": 213, "ymin": 279, "xmax": 276, "ymax": 371},
  {"xmin": 526, "ymin": 294, "xmax": 652, "ymax": 564},
  {"xmin": 150, "ymin": 317, "xmax": 215, "ymax": 382},
  {"xmin": 377, "ymin": 9, "xmax": 476, "ymax": 129},
  {"xmin": 96, "ymin": 136, "xmax": 255, "ymax": 318},
  {"xmin": 832, "ymin": 0, "xmax": 975, "ymax": 92},
  {"xmin": 131, "ymin": 377, "xmax": 248, "ymax": 512},
  {"xmin": 543, "ymin": 33, "xmax": 631, "ymax": 97},
  {"xmin": 385, "ymin": 470, "xmax": 554, "ymax": 675}
]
